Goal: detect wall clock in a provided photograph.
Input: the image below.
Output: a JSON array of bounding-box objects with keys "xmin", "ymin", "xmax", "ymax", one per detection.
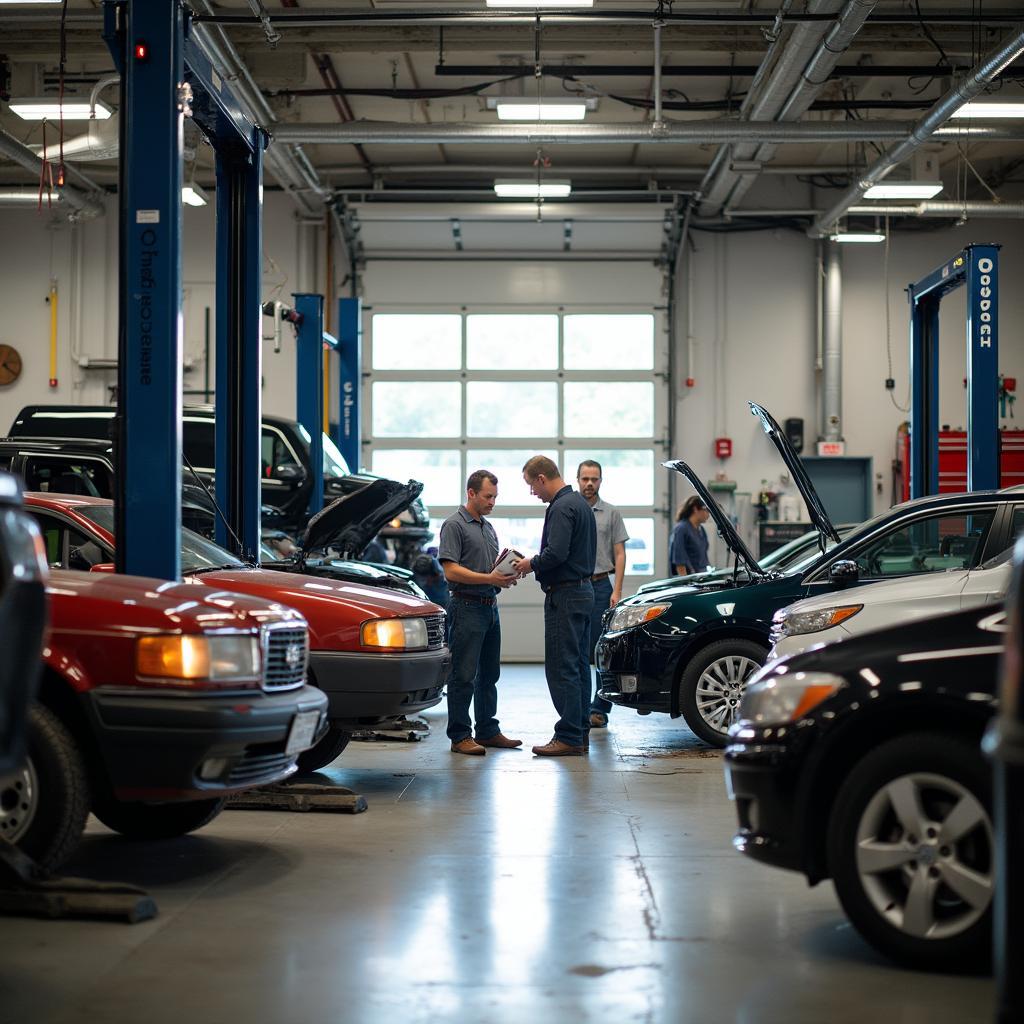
[{"xmin": 0, "ymin": 344, "xmax": 22, "ymax": 386}]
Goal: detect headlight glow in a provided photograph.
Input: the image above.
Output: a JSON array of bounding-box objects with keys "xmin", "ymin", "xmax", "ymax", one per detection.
[
  {"xmin": 778, "ymin": 604, "xmax": 862, "ymax": 637},
  {"xmin": 361, "ymin": 617, "xmax": 429, "ymax": 649},
  {"xmin": 135, "ymin": 634, "xmax": 261, "ymax": 687},
  {"xmin": 607, "ymin": 603, "xmax": 671, "ymax": 632},
  {"xmin": 738, "ymin": 669, "xmax": 845, "ymax": 726}
]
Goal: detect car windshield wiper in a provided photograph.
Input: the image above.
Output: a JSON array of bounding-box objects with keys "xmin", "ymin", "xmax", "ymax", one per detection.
[{"xmin": 187, "ymin": 562, "xmax": 250, "ymax": 575}]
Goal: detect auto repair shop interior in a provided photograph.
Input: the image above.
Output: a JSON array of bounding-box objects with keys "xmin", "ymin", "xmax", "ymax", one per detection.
[{"xmin": 0, "ymin": 2, "xmax": 1023, "ymax": 1023}]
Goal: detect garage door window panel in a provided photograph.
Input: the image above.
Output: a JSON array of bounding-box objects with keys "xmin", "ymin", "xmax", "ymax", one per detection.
[
  {"xmin": 564, "ymin": 382, "xmax": 654, "ymax": 438},
  {"xmin": 372, "ymin": 450, "xmax": 461, "ymax": 510},
  {"xmin": 467, "ymin": 314, "xmax": 558, "ymax": 370},
  {"xmin": 372, "ymin": 382, "xmax": 462, "ymax": 438},
  {"xmin": 564, "ymin": 449, "xmax": 654, "ymax": 506},
  {"xmin": 372, "ymin": 314, "xmax": 462, "ymax": 370},
  {"xmin": 564, "ymin": 314, "xmax": 655, "ymax": 370},
  {"xmin": 466, "ymin": 382, "xmax": 558, "ymax": 438}
]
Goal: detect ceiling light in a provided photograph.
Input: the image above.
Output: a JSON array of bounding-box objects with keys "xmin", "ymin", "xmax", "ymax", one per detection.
[
  {"xmin": 9, "ymin": 98, "xmax": 113, "ymax": 120},
  {"xmin": 494, "ymin": 180, "xmax": 572, "ymax": 198},
  {"xmin": 486, "ymin": 1, "xmax": 594, "ymax": 7},
  {"xmin": 862, "ymin": 181, "xmax": 943, "ymax": 200},
  {"xmin": 182, "ymin": 184, "xmax": 209, "ymax": 207},
  {"xmin": 951, "ymin": 99, "xmax": 1024, "ymax": 119},
  {"xmin": 0, "ymin": 1, "xmax": 62, "ymax": 4},
  {"xmin": 830, "ymin": 232, "xmax": 885, "ymax": 243},
  {"xmin": 493, "ymin": 98, "xmax": 589, "ymax": 121}
]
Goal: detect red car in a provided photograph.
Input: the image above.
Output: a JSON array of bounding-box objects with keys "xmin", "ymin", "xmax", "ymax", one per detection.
[
  {"xmin": 6, "ymin": 569, "xmax": 327, "ymax": 870},
  {"xmin": 23, "ymin": 494, "xmax": 450, "ymax": 771}
]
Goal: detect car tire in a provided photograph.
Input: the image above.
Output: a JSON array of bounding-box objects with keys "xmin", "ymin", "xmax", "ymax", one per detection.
[
  {"xmin": 827, "ymin": 733, "xmax": 994, "ymax": 971},
  {"xmin": 296, "ymin": 725, "xmax": 352, "ymax": 772},
  {"xmin": 91, "ymin": 796, "xmax": 227, "ymax": 840},
  {"xmin": 678, "ymin": 639, "xmax": 766, "ymax": 747},
  {"xmin": 0, "ymin": 705, "xmax": 91, "ymax": 871}
]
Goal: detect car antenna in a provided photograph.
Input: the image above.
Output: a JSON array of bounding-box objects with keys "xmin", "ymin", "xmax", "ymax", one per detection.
[{"xmin": 181, "ymin": 452, "xmax": 254, "ymax": 566}]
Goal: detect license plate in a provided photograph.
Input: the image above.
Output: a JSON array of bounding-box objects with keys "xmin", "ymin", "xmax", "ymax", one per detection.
[{"xmin": 285, "ymin": 710, "xmax": 320, "ymax": 756}]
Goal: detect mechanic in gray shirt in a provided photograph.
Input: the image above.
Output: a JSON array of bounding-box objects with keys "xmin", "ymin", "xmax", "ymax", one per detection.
[
  {"xmin": 438, "ymin": 470, "xmax": 521, "ymax": 756},
  {"xmin": 577, "ymin": 460, "xmax": 628, "ymax": 729}
]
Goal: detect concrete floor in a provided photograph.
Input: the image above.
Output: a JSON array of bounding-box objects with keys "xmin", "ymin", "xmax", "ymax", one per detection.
[{"xmin": 2, "ymin": 666, "xmax": 995, "ymax": 1024}]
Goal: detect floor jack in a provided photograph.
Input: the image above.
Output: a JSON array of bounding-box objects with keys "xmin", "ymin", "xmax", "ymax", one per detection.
[{"xmin": 0, "ymin": 839, "xmax": 157, "ymax": 924}]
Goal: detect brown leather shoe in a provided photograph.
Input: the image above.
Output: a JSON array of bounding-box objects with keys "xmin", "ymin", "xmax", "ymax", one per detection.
[
  {"xmin": 451, "ymin": 738, "xmax": 486, "ymax": 756},
  {"xmin": 476, "ymin": 733, "xmax": 523, "ymax": 749},
  {"xmin": 589, "ymin": 712, "xmax": 608, "ymax": 728},
  {"xmin": 532, "ymin": 738, "xmax": 585, "ymax": 757}
]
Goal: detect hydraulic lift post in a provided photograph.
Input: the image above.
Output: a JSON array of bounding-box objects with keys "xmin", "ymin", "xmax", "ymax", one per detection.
[{"xmin": 907, "ymin": 243, "xmax": 1000, "ymax": 498}]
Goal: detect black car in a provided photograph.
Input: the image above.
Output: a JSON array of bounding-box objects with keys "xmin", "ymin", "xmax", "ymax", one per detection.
[
  {"xmin": 0, "ymin": 471, "xmax": 48, "ymax": 778},
  {"xmin": 596, "ymin": 401, "xmax": 1024, "ymax": 746},
  {"xmin": 0, "ymin": 436, "xmax": 423, "ymax": 595},
  {"xmin": 725, "ymin": 604, "xmax": 1004, "ymax": 970},
  {"xmin": 7, "ymin": 404, "xmax": 432, "ymax": 562}
]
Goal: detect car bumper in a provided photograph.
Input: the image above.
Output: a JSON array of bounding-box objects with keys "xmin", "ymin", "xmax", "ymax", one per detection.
[
  {"xmin": 84, "ymin": 684, "xmax": 329, "ymax": 801},
  {"xmin": 310, "ymin": 648, "xmax": 450, "ymax": 724},
  {"xmin": 595, "ymin": 628, "xmax": 677, "ymax": 715},
  {"xmin": 723, "ymin": 736, "xmax": 805, "ymax": 874},
  {"xmin": 768, "ymin": 626, "xmax": 847, "ymax": 662}
]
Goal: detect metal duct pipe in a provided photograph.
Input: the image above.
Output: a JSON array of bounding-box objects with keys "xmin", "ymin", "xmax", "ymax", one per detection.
[
  {"xmin": 724, "ymin": 0, "xmax": 877, "ymax": 214},
  {"xmin": 190, "ymin": 0, "xmax": 328, "ymax": 215},
  {"xmin": 822, "ymin": 240, "xmax": 843, "ymax": 442},
  {"xmin": 848, "ymin": 201, "xmax": 1024, "ymax": 217},
  {"xmin": 653, "ymin": 19, "xmax": 664, "ymax": 126},
  {"xmin": 0, "ymin": 128, "xmax": 104, "ymax": 218},
  {"xmin": 0, "ymin": 188, "xmax": 64, "ymax": 206},
  {"xmin": 271, "ymin": 120, "xmax": 974, "ymax": 146},
  {"xmin": 317, "ymin": 162, "xmax": 855, "ymax": 177},
  {"xmin": 811, "ymin": 24, "xmax": 1024, "ymax": 236}
]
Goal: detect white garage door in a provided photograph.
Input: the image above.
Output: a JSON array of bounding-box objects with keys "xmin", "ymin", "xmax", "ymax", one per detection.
[{"xmin": 366, "ymin": 307, "xmax": 670, "ymax": 660}]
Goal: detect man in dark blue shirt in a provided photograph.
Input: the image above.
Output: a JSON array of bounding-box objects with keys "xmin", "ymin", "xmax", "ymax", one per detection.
[{"xmin": 515, "ymin": 455, "xmax": 596, "ymax": 756}]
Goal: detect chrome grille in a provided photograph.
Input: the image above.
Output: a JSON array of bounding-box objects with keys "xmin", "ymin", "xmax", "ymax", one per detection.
[
  {"xmin": 227, "ymin": 750, "xmax": 295, "ymax": 786},
  {"xmin": 425, "ymin": 613, "xmax": 446, "ymax": 650},
  {"xmin": 769, "ymin": 624, "xmax": 785, "ymax": 646},
  {"xmin": 262, "ymin": 625, "xmax": 308, "ymax": 692}
]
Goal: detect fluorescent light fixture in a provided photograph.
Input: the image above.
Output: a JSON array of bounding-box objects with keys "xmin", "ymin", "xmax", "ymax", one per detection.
[
  {"xmin": 487, "ymin": 1, "xmax": 594, "ymax": 7},
  {"xmin": 0, "ymin": 190, "xmax": 62, "ymax": 203},
  {"xmin": 9, "ymin": 98, "xmax": 113, "ymax": 120},
  {"xmin": 0, "ymin": 1, "xmax": 62, "ymax": 4},
  {"xmin": 494, "ymin": 179, "xmax": 572, "ymax": 198},
  {"xmin": 488, "ymin": 96, "xmax": 595, "ymax": 120},
  {"xmin": 862, "ymin": 181, "xmax": 943, "ymax": 200},
  {"xmin": 951, "ymin": 100, "xmax": 1024, "ymax": 119},
  {"xmin": 182, "ymin": 184, "xmax": 209, "ymax": 207},
  {"xmin": 830, "ymin": 232, "xmax": 885, "ymax": 243}
]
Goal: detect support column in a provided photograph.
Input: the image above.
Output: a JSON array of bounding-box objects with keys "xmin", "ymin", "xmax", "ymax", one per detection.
[
  {"xmin": 115, "ymin": 0, "xmax": 184, "ymax": 579},
  {"xmin": 214, "ymin": 141, "xmax": 265, "ymax": 560},
  {"xmin": 909, "ymin": 294, "xmax": 940, "ymax": 499},
  {"xmin": 822, "ymin": 240, "xmax": 843, "ymax": 443},
  {"xmin": 336, "ymin": 297, "xmax": 362, "ymax": 473},
  {"xmin": 966, "ymin": 244, "xmax": 999, "ymax": 492}
]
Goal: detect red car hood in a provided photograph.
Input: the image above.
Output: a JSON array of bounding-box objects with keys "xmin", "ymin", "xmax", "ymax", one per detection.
[{"xmin": 184, "ymin": 568, "xmax": 444, "ymax": 651}]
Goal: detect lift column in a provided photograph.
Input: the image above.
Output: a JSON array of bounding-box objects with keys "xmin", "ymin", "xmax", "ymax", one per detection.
[
  {"xmin": 907, "ymin": 243, "xmax": 1000, "ymax": 498},
  {"xmin": 111, "ymin": 0, "xmax": 185, "ymax": 579},
  {"xmin": 294, "ymin": 293, "xmax": 326, "ymax": 516}
]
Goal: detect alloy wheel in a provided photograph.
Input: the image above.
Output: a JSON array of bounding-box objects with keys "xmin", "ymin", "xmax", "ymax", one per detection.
[
  {"xmin": 695, "ymin": 655, "xmax": 760, "ymax": 735},
  {"xmin": 854, "ymin": 771, "xmax": 994, "ymax": 941},
  {"xmin": 0, "ymin": 757, "xmax": 39, "ymax": 844}
]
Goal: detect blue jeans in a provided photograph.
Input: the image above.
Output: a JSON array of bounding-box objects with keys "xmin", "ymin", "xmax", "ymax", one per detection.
[
  {"xmin": 589, "ymin": 575, "xmax": 614, "ymax": 716},
  {"xmin": 445, "ymin": 598, "xmax": 501, "ymax": 743},
  {"xmin": 543, "ymin": 580, "xmax": 595, "ymax": 747}
]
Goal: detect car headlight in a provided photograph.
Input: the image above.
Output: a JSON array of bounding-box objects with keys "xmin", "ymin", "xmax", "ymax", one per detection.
[
  {"xmin": 1, "ymin": 509, "xmax": 48, "ymax": 580},
  {"xmin": 135, "ymin": 634, "xmax": 261, "ymax": 687},
  {"xmin": 361, "ymin": 617, "xmax": 428, "ymax": 649},
  {"xmin": 607, "ymin": 603, "xmax": 670, "ymax": 632},
  {"xmin": 775, "ymin": 604, "xmax": 862, "ymax": 637},
  {"xmin": 738, "ymin": 669, "xmax": 845, "ymax": 725}
]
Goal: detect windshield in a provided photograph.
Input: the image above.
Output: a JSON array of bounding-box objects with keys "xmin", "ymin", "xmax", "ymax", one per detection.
[
  {"xmin": 296, "ymin": 423, "xmax": 351, "ymax": 479},
  {"xmin": 79, "ymin": 504, "xmax": 247, "ymax": 572}
]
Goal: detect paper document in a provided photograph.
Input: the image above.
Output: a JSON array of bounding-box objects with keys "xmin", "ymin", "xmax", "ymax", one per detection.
[{"xmin": 493, "ymin": 547, "xmax": 525, "ymax": 576}]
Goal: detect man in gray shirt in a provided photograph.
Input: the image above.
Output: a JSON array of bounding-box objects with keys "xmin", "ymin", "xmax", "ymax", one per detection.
[
  {"xmin": 577, "ymin": 460, "xmax": 628, "ymax": 729},
  {"xmin": 438, "ymin": 470, "xmax": 520, "ymax": 756}
]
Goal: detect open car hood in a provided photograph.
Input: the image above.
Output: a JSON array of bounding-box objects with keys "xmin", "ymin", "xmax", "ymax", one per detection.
[
  {"xmin": 748, "ymin": 401, "xmax": 841, "ymax": 548},
  {"xmin": 301, "ymin": 477, "xmax": 424, "ymax": 558},
  {"xmin": 663, "ymin": 460, "xmax": 765, "ymax": 577}
]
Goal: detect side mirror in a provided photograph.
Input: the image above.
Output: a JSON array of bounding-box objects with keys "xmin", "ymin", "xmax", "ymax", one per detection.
[
  {"xmin": 829, "ymin": 560, "xmax": 859, "ymax": 587},
  {"xmin": 274, "ymin": 464, "xmax": 306, "ymax": 487},
  {"xmin": 89, "ymin": 562, "xmax": 116, "ymax": 574}
]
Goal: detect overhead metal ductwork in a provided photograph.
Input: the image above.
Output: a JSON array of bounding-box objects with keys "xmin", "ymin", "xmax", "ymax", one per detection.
[
  {"xmin": 29, "ymin": 116, "xmax": 120, "ymax": 163},
  {"xmin": 271, "ymin": 119, "xmax": 1024, "ymax": 146},
  {"xmin": 811, "ymin": 24, "xmax": 1024, "ymax": 236},
  {"xmin": 0, "ymin": 128, "xmax": 104, "ymax": 219}
]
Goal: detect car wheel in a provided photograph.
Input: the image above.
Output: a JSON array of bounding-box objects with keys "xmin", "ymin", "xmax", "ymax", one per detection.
[
  {"xmin": 827, "ymin": 733, "xmax": 994, "ymax": 971},
  {"xmin": 679, "ymin": 639, "xmax": 766, "ymax": 747},
  {"xmin": 0, "ymin": 705, "xmax": 90, "ymax": 870},
  {"xmin": 296, "ymin": 725, "xmax": 352, "ymax": 772},
  {"xmin": 91, "ymin": 797, "xmax": 227, "ymax": 840}
]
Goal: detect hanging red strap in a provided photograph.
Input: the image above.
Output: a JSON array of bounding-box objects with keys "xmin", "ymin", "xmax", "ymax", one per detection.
[{"xmin": 38, "ymin": 119, "xmax": 54, "ymax": 211}]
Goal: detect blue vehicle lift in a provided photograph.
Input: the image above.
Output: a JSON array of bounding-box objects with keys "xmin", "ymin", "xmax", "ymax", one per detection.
[
  {"xmin": 907, "ymin": 243, "xmax": 1000, "ymax": 499},
  {"xmin": 104, "ymin": 0, "xmax": 266, "ymax": 576}
]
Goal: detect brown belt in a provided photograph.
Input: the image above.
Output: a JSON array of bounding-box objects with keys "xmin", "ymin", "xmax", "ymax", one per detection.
[{"xmin": 591, "ymin": 571, "xmax": 611, "ymax": 582}]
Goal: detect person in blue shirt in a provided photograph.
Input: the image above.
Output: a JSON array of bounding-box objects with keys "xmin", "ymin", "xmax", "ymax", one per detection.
[
  {"xmin": 514, "ymin": 455, "xmax": 596, "ymax": 757},
  {"xmin": 669, "ymin": 495, "xmax": 711, "ymax": 576}
]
